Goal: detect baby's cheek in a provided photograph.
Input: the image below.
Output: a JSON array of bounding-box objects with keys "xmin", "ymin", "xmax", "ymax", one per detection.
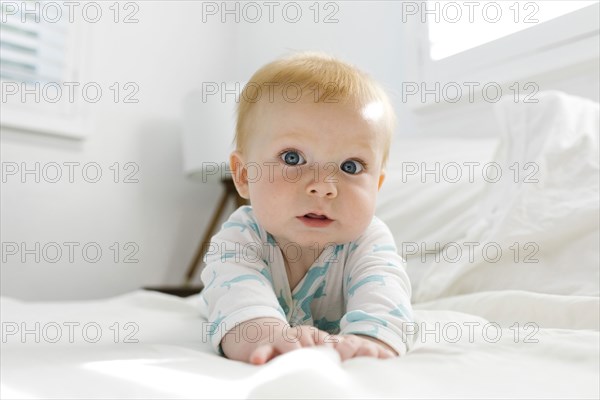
[
  {"xmin": 251, "ymin": 164, "xmax": 288, "ymax": 186},
  {"xmin": 248, "ymin": 178, "xmax": 286, "ymax": 215},
  {"xmin": 346, "ymin": 189, "xmax": 377, "ymax": 232}
]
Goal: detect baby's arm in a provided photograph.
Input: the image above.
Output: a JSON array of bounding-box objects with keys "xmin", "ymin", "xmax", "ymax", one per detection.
[
  {"xmin": 221, "ymin": 317, "xmax": 336, "ymax": 364},
  {"xmin": 340, "ymin": 218, "xmax": 414, "ymax": 358}
]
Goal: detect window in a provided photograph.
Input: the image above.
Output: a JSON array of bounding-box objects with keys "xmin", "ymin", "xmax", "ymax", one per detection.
[
  {"xmin": 1, "ymin": 1, "xmax": 88, "ymax": 138},
  {"xmin": 428, "ymin": 1, "xmax": 598, "ymax": 60},
  {"xmin": 401, "ymin": 1, "xmax": 600, "ymax": 109}
]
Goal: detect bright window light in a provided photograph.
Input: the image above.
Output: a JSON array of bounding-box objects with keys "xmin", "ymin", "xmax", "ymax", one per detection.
[{"xmin": 427, "ymin": 1, "xmax": 599, "ymax": 60}]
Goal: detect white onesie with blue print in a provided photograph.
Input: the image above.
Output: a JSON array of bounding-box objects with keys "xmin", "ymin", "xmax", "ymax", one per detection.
[{"xmin": 198, "ymin": 206, "xmax": 413, "ymax": 356}]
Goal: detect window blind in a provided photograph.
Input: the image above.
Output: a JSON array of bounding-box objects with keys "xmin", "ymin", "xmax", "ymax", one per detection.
[
  {"xmin": 1, "ymin": 2, "xmax": 69, "ymax": 84},
  {"xmin": 0, "ymin": 2, "xmax": 86, "ymax": 138}
]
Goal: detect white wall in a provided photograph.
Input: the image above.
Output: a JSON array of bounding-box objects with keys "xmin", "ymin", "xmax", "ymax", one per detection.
[
  {"xmin": 1, "ymin": 2, "xmax": 237, "ymax": 300},
  {"xmin": 230, "ymin": 2, "xmax": 404, "ymax": 91}
]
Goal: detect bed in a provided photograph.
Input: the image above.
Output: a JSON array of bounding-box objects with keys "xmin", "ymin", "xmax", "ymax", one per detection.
[{"xmin": 2, "ymin": 91, "xmax": 598, "ymax": 399}]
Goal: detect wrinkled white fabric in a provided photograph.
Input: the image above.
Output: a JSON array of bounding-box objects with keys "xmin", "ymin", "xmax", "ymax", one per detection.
[
  {"xmin": 1, "ymin": 289, "xmax": 597, "ymax": 399},
  {"xmin": 405, "ymin": 91, "xmax": 599, "ymax": 301}
]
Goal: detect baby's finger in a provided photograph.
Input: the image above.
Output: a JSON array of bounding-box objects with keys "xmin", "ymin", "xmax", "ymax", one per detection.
[
  {"xmin": 377, "ymin": 345, "xmax": 396, "ymax": 359},
  {"xmin": 354, "ymin": 341, "xmax": 379, "ymax": 358},
  {"xmin": 295, "ymin": 326, "xmax": 317, "ymax": 347},
  {"xmin": 378, "ymin": 348, "xmax": 395, "ymax": 359},
  {"xmin": 314, "ymin": 329, "xmax": 338, "ymax": 348},
  {"xmin": 250, "ymin": 338, "xmax": 303, "ymax": 365},
  {"xmin": 334, "ymin": 336, "xmax": 360, "ymax": 361},
  {"xmin": 280, "ymin": 325, "xmax": 308, "ymax": 348},
  {"xmin": 249, "ymin": 344, "xmax": 276, "ymax": 365},
  {"xmin": 301, "ymin": 326, "xmax": 336, "ymax": 348},
  {"xmin": 325, "ymin": 334, "xmax": 342, "ymax": 348}
]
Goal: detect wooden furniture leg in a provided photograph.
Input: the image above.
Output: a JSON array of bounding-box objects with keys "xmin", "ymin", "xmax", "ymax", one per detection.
[
  {"xmin": 143, "ymin": 178, "xmax": 246, "ymax": 297},
  {"xmin": 185, "ymin": 178, "xmax": 244, "ymax": 284}
]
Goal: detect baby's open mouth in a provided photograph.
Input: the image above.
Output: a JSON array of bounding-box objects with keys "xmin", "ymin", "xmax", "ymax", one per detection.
[
  {"xmin": 304, "ymin": 213, "xmax": 329, "ymax": 220},
  {"xmin": 297, "ymin": 213, "xmax": 334, "ymax": 227}
]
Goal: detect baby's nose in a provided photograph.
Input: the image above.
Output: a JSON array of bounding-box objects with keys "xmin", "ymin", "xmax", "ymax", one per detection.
[
  {"xmin": 308, "ymin": 186, "xmax": 336, "ymax": 198},
  {"xmin": 306, "ymin": 168, "xmax": 338, "ymax": 198}
]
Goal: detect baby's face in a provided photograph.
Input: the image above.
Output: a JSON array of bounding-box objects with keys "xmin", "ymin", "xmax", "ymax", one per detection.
[{"xmin": 232, "ymin": 96, "xmax": 386, "ymax": 252}]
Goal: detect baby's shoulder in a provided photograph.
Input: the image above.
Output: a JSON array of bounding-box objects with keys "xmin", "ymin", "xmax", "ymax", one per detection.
[
  {"xmin": 344, "ymin": 216, "xmax": 397, "ymax": 255},
  {"xmin": 218, "ymin": 206, "xmax": 268, "ymax": 242},
  {"xmin": 354, "ymin": 215, "xmax": 393, "ymax": 242}
]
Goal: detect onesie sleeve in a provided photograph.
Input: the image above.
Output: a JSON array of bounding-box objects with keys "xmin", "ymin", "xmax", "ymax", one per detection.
[
  {"xmin": 198, "ymin": 206, "xmax": 288, "ymax": 356},
  {"xmin": 340, "ymin": 216, "xmax": 414, "ymax": 356}
]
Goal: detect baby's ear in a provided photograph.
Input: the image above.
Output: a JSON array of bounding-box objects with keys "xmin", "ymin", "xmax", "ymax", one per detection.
[
  {"xmin": 378, "ymin": 170, "xmax": 386, "ymax": 191},
  {"xmin": 230, "ymin": 151, "xmax": 250, "ymax": 199}
]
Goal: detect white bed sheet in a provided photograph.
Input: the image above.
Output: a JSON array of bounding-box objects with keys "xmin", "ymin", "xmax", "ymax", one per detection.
[{"xmin": 2, "ymin": 290, "xmax": 598, "ymax": 399}]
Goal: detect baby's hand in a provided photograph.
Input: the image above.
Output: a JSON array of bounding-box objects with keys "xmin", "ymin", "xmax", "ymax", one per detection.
[
  {"xmin": 330, "ymin": 334, "xmax": 397, "ymax": 361},
  {"xmin": 249, "ymin": 325, "xmax": 335, "ymax": 365}
]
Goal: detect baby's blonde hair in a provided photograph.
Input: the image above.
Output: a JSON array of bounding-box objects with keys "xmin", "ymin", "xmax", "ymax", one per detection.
[{"xmin": 234, "ymin": 52, "xmax": 396, "ymax": 168}]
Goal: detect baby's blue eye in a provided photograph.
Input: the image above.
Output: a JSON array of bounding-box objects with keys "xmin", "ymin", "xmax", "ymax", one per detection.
[
  {"xmin": 341, "ymin": 160, "xmax": 363, "ymax": 174},
  {"xmin": 281, "ymin": 151, "xmax": 305, "ymax": 166}
]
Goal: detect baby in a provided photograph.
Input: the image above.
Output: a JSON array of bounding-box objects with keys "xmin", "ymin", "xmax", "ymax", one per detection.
[{"xmin": 199, "ymin": 52, "xmax": 413, "ymax": 365}]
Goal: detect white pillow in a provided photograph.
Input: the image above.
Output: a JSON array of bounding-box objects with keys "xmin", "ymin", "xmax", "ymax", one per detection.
[
  {"xmin": 376, "ymin": 137, "xmax": 499, "ymax": 289},
  {"xmin": 413, "ymin": 91, "xmax": 600, "ymax": 302}
]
